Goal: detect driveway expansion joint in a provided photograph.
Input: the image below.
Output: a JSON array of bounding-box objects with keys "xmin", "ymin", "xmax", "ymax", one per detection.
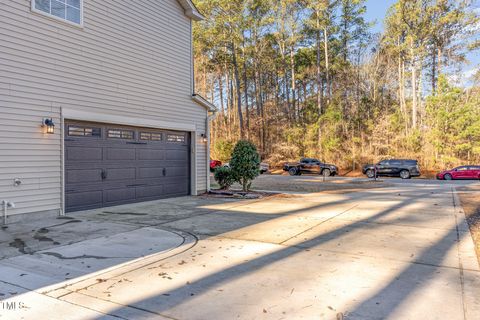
[
  {"xmin": 279, "ymin": 204, "xmax": 359, "ymax": 245},
  {"xmin": 451, "ymin": 187, "xmax": 468, "ymax": 320}
]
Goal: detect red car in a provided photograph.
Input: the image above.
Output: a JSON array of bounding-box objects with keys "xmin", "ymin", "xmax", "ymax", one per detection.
[
  {"xmin": 210, "ymin": 159, "xmax": 222, "ymax": 171},
  {"xmin": 437, "ymin": 166, "xmax": 480, "ymax": 180}
]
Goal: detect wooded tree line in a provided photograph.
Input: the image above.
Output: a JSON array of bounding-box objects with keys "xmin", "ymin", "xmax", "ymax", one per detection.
[{"xmin": 193, "ymin": 0, "xmax": 480, "ymax": 170}]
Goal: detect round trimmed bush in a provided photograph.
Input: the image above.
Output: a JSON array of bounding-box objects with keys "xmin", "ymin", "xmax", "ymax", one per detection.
[
  {"xmin": 213, "ymin": 166, "xmax": 235, "ymax": 190},
  {"xmin": 230, "ymin": 140, "xmax": 260, "ymax": 192}
]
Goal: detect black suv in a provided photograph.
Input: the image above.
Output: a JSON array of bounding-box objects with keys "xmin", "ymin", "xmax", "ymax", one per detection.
[
  {"xmin": 283, "ymin": 158, "xmax": 338, "ymax": 176},
  {"xmin": 362, "ymin": 159, "xmax": 421, "ymax": 179}
]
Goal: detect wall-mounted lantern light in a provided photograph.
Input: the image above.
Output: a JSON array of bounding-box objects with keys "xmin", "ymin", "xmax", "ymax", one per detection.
[
  {"xmin": 42, "ymin": 118, "xmax": 55, "ymax": 134},
  {"xmin": 200, "ymin": 133, "xmax": 208, "ymax": 143}
]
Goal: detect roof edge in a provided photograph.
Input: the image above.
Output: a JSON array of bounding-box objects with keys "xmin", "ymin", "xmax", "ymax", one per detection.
[
  {"xmin": 177, "ymin": 0, "xmax": 205, "ymax": 21},
  {"xmin": 192, "ymin": 94, "xmax": 217, "ymax": 112}
]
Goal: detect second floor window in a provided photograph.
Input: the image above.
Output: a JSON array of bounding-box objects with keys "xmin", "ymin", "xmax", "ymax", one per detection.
[{"xmin": 33, "ymin": 0, "xmax": 82, "ymax": 25}]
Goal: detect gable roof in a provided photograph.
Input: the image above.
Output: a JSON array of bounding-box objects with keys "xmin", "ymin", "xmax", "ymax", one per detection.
[{"xmin": 177, "ymin": 0, "xmax": 205, "ymax": 21}]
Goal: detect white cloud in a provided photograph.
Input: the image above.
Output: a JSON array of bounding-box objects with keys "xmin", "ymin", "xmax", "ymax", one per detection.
[{"xmin": 448, "ymin": 66, "xmax": 479, "ymax": 87}]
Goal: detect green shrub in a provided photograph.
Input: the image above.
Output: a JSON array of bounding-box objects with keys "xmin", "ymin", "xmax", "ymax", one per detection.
[
  {"xmin": 230, "ymin": 140, "xmax": 260, "ymax": 192},
  {"xmin": 212, "ymin": 139, "xmax": 236, "ymax": 162},
  {"xmin": 213, "ymin": 166, "xmax": 235, "ymax": 190}
]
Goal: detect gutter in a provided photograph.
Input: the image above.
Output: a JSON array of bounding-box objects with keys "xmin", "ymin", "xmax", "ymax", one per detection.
[
  {"xmin": 185, "ymin": 8, "xmax": 205, "ymax": 21},
  {"xmin": 192, "ymin": 94, "xmax": 217, "ymax": 112},
  {"xmin": 178, "ymin": 0, "xmax": 205, "ymax": 21}
]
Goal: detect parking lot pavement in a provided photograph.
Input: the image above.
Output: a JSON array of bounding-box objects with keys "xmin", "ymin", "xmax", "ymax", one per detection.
[{"xmin": 0, "ymin": 181, "xmax": 479, "ymax": 319}]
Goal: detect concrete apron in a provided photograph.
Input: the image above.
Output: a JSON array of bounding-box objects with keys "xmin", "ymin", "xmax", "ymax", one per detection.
[
  {"xmin": 0, "ymin": 185, "xmax": 479, "ymax": 320},
  {"xmin": 0, "ymin": 226, "xmax": 194, "ymax": 320}
]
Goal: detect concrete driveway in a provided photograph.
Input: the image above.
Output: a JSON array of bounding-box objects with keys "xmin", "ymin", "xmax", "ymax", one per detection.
[{"xmin": 0, "ymin": 181, "xmax": 479, "ymax": 319}]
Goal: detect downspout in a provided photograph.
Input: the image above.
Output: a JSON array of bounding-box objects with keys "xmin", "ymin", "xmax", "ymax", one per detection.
[
  {"xmin": 60, "ymin": 107, "xmax": 65, "ymax": 216},
  {"xmin": 206, "ymin": 110, "xmax": 218, "ymax": 192}
]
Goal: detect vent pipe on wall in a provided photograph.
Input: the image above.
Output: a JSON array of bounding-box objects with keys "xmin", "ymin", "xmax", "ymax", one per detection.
[{"xmin": 1, "ymin": 201, "xmax": 15, "ymax": 225}]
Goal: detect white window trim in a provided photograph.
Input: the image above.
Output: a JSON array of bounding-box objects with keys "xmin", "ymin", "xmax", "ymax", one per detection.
[{"xmin": 31, "ymin": 0, "xmax": 84, "ymax": 28}]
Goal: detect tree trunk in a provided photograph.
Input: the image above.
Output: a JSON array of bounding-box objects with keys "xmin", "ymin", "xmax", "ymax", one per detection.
[
  {"xmin": 316, "ymin": 15, "xmax": 322, "ymax": 115},
  {"xmin": 203, "ymin": 57, "xmax": 207, "ymax": 97},
  {"xmin": 253, "ymin": 68, "xmax": 259, "ymax": 115},
  {"xmin": 232, "ymin": 42, "xmax": 245, "ymax": 139},
  {"xmin": 355, "ymin": 43, "xmax": 362, "ymax": 111},
  {"xmin": 431, "ymin": 46, "xmax": 437, "ymax": 94},
  {"xmin": 290, "ymin": 47, "xmax": 297, "ymax": 122},
  {"xmin": 242, "ymin": 35, "xmax": 249, "ymax": 132},
  {"xmin": 411, "ymin": 53, "xmax": 417, "ymax": 129},
  {"xmin": 218, "ymin": 71, "xmax": 225, "ymax": 114},
  {"xmin": 225, "ymin": 66, "xmax": 230, "ymax": 113},
  {"xmin": 324, "ymin": 27, "xmax": 330, "ymax": 100},
  {"xmin": 229, "ymin": 70, "xmax": 235, "ymax": 136},
  {"xmin": 418, "ymin": 61, "xmax": 424, "ymax": 127},
  {"xmin": 401, "ymin": 60, "xmax": 407, "ymax": 121},
  {"xmin": 280, "ymin": 44, "xmax": 291, "ymax": 121},
  {"xmin": 437, "ymin": 47, "xmax": 442, "ymax": 78},
  {"xmin": 398, "ymin": 49, "xmax": 405, "ymax": 115}
]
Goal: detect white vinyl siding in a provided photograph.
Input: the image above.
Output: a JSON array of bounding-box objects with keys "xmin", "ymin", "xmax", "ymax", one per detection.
[{"xmin": 0, "ymin": 0, "xmax": 208, "ymax": 216}]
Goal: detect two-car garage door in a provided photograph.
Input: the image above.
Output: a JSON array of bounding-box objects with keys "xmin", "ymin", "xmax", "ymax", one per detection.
[{"xmin": 65, "ymin": 121, "xmax": 190, "ymax": 212}]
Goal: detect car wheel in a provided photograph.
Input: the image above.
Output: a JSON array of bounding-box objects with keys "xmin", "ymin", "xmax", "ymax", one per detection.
[
  {"xmin": 444, "ymin": 173, "xmax": 453, "ymax": 180},
  {"xmin": 400, "ymin": 170, "xmax": 411, "ymax": 179},
  {"xmin": 322, "ymin": 168, "xmax": 331, "ymax": 177},
  {"xmin": 288, "ymin": 168, "xmax": 297, "ymax": 176},
  {"xmin": 366, "ymin": 169, "xmax": 375, "ymax": 179}
]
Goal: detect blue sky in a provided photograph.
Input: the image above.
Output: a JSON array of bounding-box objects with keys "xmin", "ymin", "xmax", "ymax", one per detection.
[
  {"xmin": 364, "ymin": 0, "xmax": 479, "ymax": 84},
  {"xmin": 365, "ymin": 0, "xmax": 397, "ymax": 33}
]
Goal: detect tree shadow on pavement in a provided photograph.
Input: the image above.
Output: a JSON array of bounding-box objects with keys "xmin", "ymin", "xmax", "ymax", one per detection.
[{"xmin": 81, "ymin": 187, "xmax": 472, "ymax": 319}]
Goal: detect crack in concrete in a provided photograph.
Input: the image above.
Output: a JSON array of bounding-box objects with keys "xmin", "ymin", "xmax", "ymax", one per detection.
[
  {"xmin": 47, "ymin": 220, "xmax": 82, "ymax": 228},
  {"xmin": 42, "ymin": 252, "xmax": 127, "ymax": 260},
  {"xmin": 103, "ymin": 212, "xmax": 149, "ymax": 216}
]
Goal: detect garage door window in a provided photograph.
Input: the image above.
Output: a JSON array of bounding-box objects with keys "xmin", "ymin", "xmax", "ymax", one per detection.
[
  {"xmin": 68, "ymin": 126, "xmax": 101, "ymax": 137},
  {"xmin": 108, "ymin": 129, "xmax": 134, "ymax": 139},
  {"xmin": 167, "ymin": 134, "xmax": 185, "ymax": 143},
  {"xmin": 140, "ymin": 132, "xmax": 162, "ymax": 141}
]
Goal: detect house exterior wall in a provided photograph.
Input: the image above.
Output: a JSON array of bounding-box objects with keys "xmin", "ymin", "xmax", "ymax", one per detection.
[{"xmin": 0, "ymin": 0, "xmax": 208, "ymax": 217}]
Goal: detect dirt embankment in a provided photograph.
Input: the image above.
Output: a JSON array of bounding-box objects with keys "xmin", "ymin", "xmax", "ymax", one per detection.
[{"xmin": 457, "ymin": 185, "xmax": 480, "ymax": 266}]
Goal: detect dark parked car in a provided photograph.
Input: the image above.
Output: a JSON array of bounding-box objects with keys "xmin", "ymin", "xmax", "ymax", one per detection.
[
  {"xmin": 362, "ymin": 159, "xmax": 421, "ymax": 179},
  {"xmin": 437, "ymin": 166, "xmax": 480, "ymax": 180},
  {"xmin": 259, "ymin": 162, "xmax": 269, "ymax": 174},
  {"xmin": 283, "ymin": 158, "xmax": 338, "ymax": 176}
]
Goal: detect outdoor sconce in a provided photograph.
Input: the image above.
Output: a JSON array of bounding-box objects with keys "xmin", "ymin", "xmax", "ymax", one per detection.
[
  {"xmin": 200, "ymin": 133, "xmax": 208, "ymax": 143},
  {"xmin": 42, "ymin": 118, "xmax": 55, "ymax": 134}
]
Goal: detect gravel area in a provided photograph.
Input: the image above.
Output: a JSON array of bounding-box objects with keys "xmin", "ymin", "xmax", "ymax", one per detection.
[
  {"xmin": 457, "ymin": 185, "xmax": 480, "ymax": 266},
  {"xmin": 211, "ymin": 174, "xmax": 390, "ymax": 194}
]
